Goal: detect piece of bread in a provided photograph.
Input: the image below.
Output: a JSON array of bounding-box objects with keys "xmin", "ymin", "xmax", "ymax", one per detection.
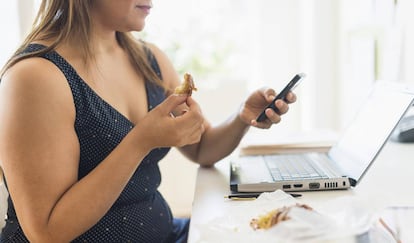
[
  {"xmin": 250, "ymin": 203, "xmax": 313, "ymax": 230},
  {"xmin": 174, "ymin": 73, "xmax": 197, "ymax": 95}
]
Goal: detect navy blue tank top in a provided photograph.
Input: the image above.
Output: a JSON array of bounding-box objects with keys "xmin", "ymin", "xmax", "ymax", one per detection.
[{"xmin": 1, "ymin": 44, "xmax": 174, "ymax": 242}]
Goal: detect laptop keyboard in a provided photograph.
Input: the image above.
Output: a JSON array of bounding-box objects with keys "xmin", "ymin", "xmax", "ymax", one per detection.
[{"xmin": 263, "ymin": 154, "xmax": 329, "ymax": 181}]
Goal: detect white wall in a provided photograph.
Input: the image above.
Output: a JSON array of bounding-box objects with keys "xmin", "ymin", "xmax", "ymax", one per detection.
[
  {"xmin": 0, "ymin": 1, "xmax": 36, "ymax": 69},
  {"xmin": 337, "ymin": 0, "xmax": 412, "ymax": 129},
  {"xmin": 398, "ymin": 0, "xmax": 414, "ymax": 84},
  {"xmin": 246, "ymin": 0, "xmax": 341, "ymax": 132},
  {"xmin": 0, "ymin": 0, "xmax": 21, "ymax": 230},
  {"xmin": 0, "ymin": 181, "xmax": 7, "ymax": 229},
  {"xmin": 0, "ymin": 2, "xmax": 21, "ymax": 69}
]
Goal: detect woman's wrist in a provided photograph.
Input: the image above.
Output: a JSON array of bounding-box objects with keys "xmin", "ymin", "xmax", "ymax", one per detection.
[
  {"xmin": 126, "ymin": 126, "xmax": 154, "ymax": 157},
  {"xmin": 237, "ymin": 103, "xmax": 254, "ymax": 127},
  {"xmin": 235, "ymin": 110, "xmax": 251, "ymax": 134}
]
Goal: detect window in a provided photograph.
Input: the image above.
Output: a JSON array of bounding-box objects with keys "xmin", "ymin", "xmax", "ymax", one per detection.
[{"xmin": 3, "ymin": 0, "xmax": 413, "ymax": 131}]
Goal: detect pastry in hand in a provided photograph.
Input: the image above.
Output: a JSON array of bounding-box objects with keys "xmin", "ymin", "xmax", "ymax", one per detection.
[{"xmin": 174, "ymin": 73, "xmax": 197, "ymax": 95}]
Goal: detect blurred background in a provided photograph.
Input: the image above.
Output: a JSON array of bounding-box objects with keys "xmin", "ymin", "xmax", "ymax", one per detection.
[{"xmin": 1, "ymin": 0, "xmax": 413, "ymax": 218}]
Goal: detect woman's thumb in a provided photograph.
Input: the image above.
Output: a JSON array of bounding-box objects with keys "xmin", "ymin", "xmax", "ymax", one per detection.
[{"xmin": 163, "ymin": 94, "xmax": 188, "ymax": 113}]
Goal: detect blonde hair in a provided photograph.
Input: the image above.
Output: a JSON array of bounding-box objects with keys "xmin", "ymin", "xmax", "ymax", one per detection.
[{"xmin": 0, "ymin": 0, "xmax": 164, "ymax": 89}]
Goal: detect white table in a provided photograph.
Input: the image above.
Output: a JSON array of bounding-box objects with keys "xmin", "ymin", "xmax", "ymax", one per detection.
[{"xmin": 188, "ymin": 141, "xmax": 414, "ymax": 242}]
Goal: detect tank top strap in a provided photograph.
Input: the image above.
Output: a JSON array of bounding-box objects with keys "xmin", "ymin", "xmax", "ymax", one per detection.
[
  {"xmin": 23, "ymin": 44, "xmax": 89, "ymax": 116},
  {"xmin": 142, "ymin": 43, "xmax": 163, "ymax": 80}
]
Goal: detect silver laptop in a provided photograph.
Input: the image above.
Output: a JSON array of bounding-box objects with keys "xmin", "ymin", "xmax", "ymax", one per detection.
[{"xmin": 230, "ymin": 81, "xmax": 414, "ymax": 192}]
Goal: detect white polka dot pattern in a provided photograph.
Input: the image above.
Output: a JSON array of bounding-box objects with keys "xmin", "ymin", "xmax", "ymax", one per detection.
[{"xmin": 1, "ymin": 44, "xmax": 174, "ymax": 243}]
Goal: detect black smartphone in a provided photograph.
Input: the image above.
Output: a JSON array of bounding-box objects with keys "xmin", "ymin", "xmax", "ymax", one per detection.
[{"xmin": 256, "ymin": 73, "xmax": 305, "ymax": 122}]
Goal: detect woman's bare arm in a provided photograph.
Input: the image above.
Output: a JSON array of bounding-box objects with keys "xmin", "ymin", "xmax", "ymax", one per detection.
[
  {"xmin": 148, "ymin": 43, "xmax": 293, "ymax": 167},
  {"xmin": 0, "ymin": 58, "xmax": 157, "ymax": 242}
]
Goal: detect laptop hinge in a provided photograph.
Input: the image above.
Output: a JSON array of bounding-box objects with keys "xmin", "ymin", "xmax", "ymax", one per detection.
[
  {"xmin": 348, "ymin": 177, "xmax": 357, "ymax": 187},
  {"xmin": 230, "ymin": 162, "xmax": 240, "ymax": 192}
]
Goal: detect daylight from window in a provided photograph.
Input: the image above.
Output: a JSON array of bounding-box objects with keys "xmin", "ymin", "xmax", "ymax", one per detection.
[{"xmin": 1, "ymin": 0, "xmax": 413, "ymax": 130}]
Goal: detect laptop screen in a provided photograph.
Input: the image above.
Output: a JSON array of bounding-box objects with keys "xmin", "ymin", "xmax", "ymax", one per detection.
[{"xmin": 328, "ymin": 81, "xmax": 414, "ymax": 185}]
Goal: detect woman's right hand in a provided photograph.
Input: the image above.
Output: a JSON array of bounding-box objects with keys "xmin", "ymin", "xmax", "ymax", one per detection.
[{"xmin": 137, "ymin": 94, "xmax": 205, "ymax": 150}]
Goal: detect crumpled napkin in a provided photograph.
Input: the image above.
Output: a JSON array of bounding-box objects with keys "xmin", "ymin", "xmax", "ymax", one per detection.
[{"xmin": 195, "ymin": 190, "xmax": 379, "ymax": 243}]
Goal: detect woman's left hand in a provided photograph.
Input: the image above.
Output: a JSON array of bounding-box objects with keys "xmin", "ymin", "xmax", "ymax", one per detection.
[{"xmin": 238, "ymin": 87, "xmax": 297, "ymax": 129}]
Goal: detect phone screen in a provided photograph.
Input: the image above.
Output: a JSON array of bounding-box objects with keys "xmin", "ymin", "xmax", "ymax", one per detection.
[{"xmin": 256, "ymin": 73, "xmax": 305, "ymax": 122}]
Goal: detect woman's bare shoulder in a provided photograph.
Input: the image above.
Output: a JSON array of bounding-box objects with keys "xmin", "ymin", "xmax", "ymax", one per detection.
[
  {"xmin": 4, "ymin": 56, "xmax": 61, "ymax": 79},
  {"xmin": 1, "ymin": 57, "xmax": 75, "ymax": 117},
  {"xmin": 2, "ymin": 57, "xmax": 69, "ymax": 94}
]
